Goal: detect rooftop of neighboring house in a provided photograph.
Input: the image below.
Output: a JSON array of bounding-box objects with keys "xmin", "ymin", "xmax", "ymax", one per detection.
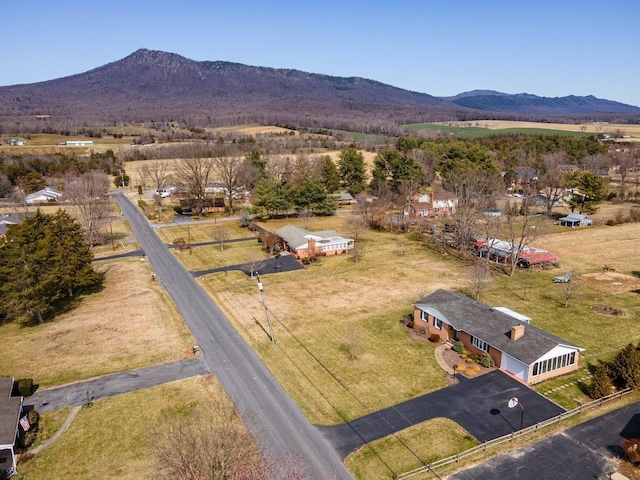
[{"xmin": 0, "ymin": 378, "xmax": 22, "ymax": 448}]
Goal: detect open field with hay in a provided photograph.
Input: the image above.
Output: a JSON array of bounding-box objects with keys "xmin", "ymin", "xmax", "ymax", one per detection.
[{"xmin": 0, "ymin": 259, "xmax": 195, "ymax": 388}]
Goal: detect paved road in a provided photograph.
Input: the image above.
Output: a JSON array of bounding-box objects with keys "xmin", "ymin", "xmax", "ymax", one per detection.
[
  {"xmin": 450, "ymin": 400, "xmax": 640, "ymax": 480},
  {"xmin": 27, "ymin": 357, "xmax": 209, "ymax": 414},
  {"xmin": 321, "ymin": 370, "xmax": 565, "ymax": 459},
  {"xmin": 113, "ymin": 192, "xmax": 351, "ymax": 480}
]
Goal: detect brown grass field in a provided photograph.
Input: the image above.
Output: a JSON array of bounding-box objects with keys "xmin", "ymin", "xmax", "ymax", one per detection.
[
  {"xmin": 0, "ymin": 259, "xmax": 195, "ymax": 388},
  {"xmin": 17, "ymin": 376, "xmax": 238, "ymax": 480}
]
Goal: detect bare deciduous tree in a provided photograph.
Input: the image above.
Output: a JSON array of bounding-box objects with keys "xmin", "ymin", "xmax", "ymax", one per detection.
[
  {"xmin": 243, "ymin": 251, "xmax": 265, "ymax": 279},
  {"xmin": 150, "ymin": 394, "xmax": 260, "ymax": 480},
  {"xmin": 64, "ymin": 171, "xmax": 111, "ymax": 247},
  {"xmin": 579, "ymin": 153, "xmax": 611, "ymax": 176},
  {"xmin": 141, "ymin": 160, "xmax": 172, "ymax": 211},
  {"xmin": 213, "ymin": 154, "xmax": 244, "ymax": 214},
  {"xmin": 351, "ymin": 242, "xmax": 366, "ymax": 263},
  {"xmin": 0, "ymin": 173, "xmax": 12, "ymax": 198},
  {"xmin": 558, "ymin": 275, "xmax": 580, "ymax": 307},
  {"xmin": 503, "ymin": 200, "xmax": 544, "ymax": 277},
  {"xmin": 537, "ymin": 152, "xmax": 567, "ymax": 217},
  {"xmin": 297, "ymin": 208, "xmax": 315, "ymax": 230},
  {"xmin": 344, "ymin": 324, "xmax": 361, "ymax": 361},
  {"xmin": 174, "ymin": 148, "xmax": 214, "ymax": 217},
  {"xmin": 468, "ymin": 257, "xmax": 492, "ymax": 302},
  {"xmin": 343, "ymin": 216, "xmax": 368, "ymax": 242},
  {"xmin": 445, "ymin": 168, "xmax": 502, "ymax": 251},
  {"xmin": 212, "ymin": 226, "xmax": 230, "ymax": 251}
]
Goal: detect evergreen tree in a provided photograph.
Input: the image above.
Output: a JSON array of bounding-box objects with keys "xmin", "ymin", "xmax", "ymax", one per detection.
[
  {"xmin": 587, "ymin": 365, "xmax": 613, "ymax": 399},
  {"xmin": 338, "ymin": 148, "xmax": 367, "ymax": 196},
  {"xmin": 21, "ymin": 171, "xmax": 47, "ymax": 194},
  {"xmin": 319, "ymin": 155, "xmax": 340, "ymax": 193},
  {"xmin": 0, "ymin": 209, "xmax": 103, "ymax": 325},
  {"xmin": 565, "ymin": 170, "xmax": 608, "ymax": 214},
  {"xmin": 251, "ymin": 178, "xmax": 289, "ymax": 217}
]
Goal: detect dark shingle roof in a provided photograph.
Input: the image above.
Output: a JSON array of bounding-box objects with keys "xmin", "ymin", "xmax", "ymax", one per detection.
[
  {"xmin": 414, "ymin": 289, "xmax": 582, "ymax": 365},
  {"xmin": 0, "ymin": 378, "xmax": 21, "ymax": 448}
]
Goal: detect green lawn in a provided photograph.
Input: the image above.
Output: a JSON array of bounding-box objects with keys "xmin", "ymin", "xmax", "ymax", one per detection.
[
  {"xmin": 345, "ymin": 418, "xmax": 479, "ymax": 480},
  {"xmin": 401, "ymin": 123, "xmax": 594, "ymax": 138}
]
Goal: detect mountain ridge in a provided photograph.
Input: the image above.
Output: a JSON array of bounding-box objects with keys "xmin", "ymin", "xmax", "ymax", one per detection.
[{"xmin": 0, "ymin": 48, "xmax": 638, "ymax": 128}]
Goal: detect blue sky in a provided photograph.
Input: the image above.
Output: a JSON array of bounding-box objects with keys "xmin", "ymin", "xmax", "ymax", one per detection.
[{"xmin": 3, "ymin": 0, "xmax": 639, "ymax": 107}]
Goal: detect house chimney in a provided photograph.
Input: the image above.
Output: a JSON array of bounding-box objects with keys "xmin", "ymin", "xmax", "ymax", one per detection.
[{"xmin": 511, "ymin": 324, "xmax": 525, "ymax": 341}]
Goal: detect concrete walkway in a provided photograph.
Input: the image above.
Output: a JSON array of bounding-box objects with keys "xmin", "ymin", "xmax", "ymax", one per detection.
[
  {"xmin": 434, "ymin": 343, "xmax": 454, "ymax": 375},
  {"xmin": 28, "ymin": 405, "xmax": 82, "ymax": 455}
]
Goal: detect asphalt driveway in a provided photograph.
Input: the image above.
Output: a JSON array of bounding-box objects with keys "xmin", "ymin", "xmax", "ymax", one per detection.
[
  {"xmin": 320, "ymin": 370, "xmax": 565, "ymax": 459},
  {"xmin": 450, "ymin": 400, "xmax": 640, "ymax": 480},
  {"xmin": 191, "ymin": 254, "xmax": 303, "ymax": 277}
]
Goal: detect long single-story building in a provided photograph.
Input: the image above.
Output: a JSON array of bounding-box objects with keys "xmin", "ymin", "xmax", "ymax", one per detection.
[
  {"xmin": 413, "ymin": 289, "xmax": 583, "ymax": 384},
  {"xmin": 25, "ymin": 186, "xmax": 63, "ymax": 205},
  {"xmin": 274, "ymin": 225, "xmax": 353, "ymax": 259}
]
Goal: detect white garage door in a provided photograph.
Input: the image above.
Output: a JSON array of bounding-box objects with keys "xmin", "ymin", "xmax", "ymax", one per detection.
[{"xmin": 501, "ymin": 352, "xmax": 529, "ymax": 382}]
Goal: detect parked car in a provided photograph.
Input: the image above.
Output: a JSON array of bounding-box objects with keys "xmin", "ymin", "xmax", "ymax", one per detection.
[{"xmin": 553, "ymin": 273, "xmax": 572, "ymax": 283}]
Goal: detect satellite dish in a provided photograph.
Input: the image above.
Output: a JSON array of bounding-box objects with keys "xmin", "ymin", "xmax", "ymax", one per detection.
[{"xmin": 508, "ymin": 397, "xmax": 519, "ymax": 408}]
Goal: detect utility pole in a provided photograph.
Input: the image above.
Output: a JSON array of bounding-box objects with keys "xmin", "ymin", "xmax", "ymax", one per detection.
[
  {"xmin": 256, "ymin": 273, "xmax": 274, "ymax": 343},
  {"xmin": 110, "ymin": 218, "xmax": 115, "ymax": 251},
  {"xmin": 187, "ymin": 223, "xmax": 192, "ymax": 255}
]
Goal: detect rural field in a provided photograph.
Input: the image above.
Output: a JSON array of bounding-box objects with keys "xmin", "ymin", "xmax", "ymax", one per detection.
[
  {"xmin": 403, "ymin": 120, "xmax": 640, "ymax": 140},
  {"xmin": 155, "ymin": 206, "xmax": 640, "ymax": 477},
  {"xmin": 0, "ymin": 259, "xmax": 195, "ymax": 388},
  {"xmin": 159, "ymin": 209, "xmax": 640, "ymax": 423}
]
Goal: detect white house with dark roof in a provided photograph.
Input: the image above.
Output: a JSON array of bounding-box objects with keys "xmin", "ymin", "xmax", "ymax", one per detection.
[
  {"xmin": 274, "ymin": 225, "xmax": 353, "ymax": 259},
  {"xmin": 413, "ymin": 289, "xmax": 583, "ymax": 384},
  {"xmin": 0, "ymin": 212, "xmax": 35, "ymax": 238}
]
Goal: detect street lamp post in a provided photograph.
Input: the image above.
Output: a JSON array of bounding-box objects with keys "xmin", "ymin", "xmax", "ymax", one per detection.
[
  {"xmin": 508, "ymin": 397, "xmax": 524, "ymax": 430},
  {"xmin": 256, "ymin": 273, "xmax": 274, "ymax": 343}
]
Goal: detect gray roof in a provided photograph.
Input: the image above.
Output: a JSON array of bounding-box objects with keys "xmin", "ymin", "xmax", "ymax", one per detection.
[
  {"xmin": 414, "ymin": 289, "xmax": 582, "ymax": 365},
  {"xmin": 0, "ymin": 378, "xmax": 21, "ymax": 448},
  {"xmin": 274, "ymin": 225, "xmax": 346, "ymax": 250},
  {"xmin": 0, "ymin": 212, "xmax": 36, "ymax": 236},
  {"xmin": 274, "ymin": 225, "xmax": 312, "ymax": 250},
  {"xmin": 559, "ymin": 213, "xmax": 590, "ymax": 222}
]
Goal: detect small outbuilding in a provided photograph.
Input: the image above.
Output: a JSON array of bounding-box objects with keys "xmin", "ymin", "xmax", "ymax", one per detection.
[{"xmin": 559, "ymin": 213, "xmax": 592, "ymax": 227}]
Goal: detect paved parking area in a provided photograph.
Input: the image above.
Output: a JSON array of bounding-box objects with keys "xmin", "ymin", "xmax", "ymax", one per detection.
[
  {"xmin": 450, "ymin": 400, "xmax": 640, "ymax": 480},
  {"xmin": 320, "ymin": 370, "xmax": 565, "ymax": 458}
]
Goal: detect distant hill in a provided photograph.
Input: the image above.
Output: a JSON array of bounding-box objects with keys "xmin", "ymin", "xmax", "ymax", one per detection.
[
  {"xmin": 0, "ymin": 49, "xmax": 460, "ymax": 127},
  {"xmin": 0, "ymin": 49, "xmax": 638, "ymax": 129},
  {"xmin": 446, "ymin": 91, "xmax": 640, "ymax": 114}
]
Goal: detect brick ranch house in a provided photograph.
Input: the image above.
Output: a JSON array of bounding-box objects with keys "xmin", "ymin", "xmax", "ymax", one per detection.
[
  {"xmin": 274, "ymin": 225, "xmax": 354, "ymax": 259},
  {"xmin": 408, "ymin": 192, "xmax": 458, "ymax": 219},
  {"xmin": 413, "ymin": 290, "xmax": 583, "ymax": 384}
]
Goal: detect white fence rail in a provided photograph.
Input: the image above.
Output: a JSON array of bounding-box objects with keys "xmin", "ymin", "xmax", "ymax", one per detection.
[{"xmin": 394, "ymin": 388, "xmax": 633, "ymax": 480}]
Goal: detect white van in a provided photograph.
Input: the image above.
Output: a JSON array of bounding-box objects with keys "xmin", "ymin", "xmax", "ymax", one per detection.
[{"xmin": 155, "ymin": 189, "xmax": 171, "ymax": 198}]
